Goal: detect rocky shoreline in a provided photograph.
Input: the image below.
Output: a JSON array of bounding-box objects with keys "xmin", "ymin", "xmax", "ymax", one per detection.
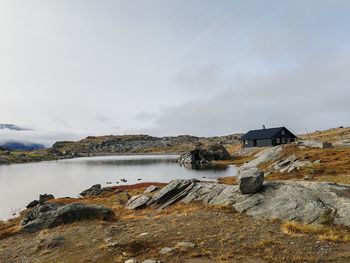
[{"xmin": 0, "ymin": 134, "xmax": 240, "ymax": 165}]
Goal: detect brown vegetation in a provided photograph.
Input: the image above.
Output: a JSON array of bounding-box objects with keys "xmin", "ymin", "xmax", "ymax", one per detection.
[{"xmin": 259, "ymin": 144, "xmax": 350, "ymax": 184}]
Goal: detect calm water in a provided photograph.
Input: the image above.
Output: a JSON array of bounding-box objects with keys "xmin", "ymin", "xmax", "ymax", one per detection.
[{"xmin": 0, "ymin": 155, "xmax": 237, "ymax": 221}]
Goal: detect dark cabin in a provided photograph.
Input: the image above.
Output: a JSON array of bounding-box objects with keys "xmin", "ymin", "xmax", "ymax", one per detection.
[{"xmin": 241, "ymin": 127, "xmax": 298, "ymax": 148}]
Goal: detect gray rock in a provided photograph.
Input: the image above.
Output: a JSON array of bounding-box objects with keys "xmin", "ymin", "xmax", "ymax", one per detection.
[
  {"xmin": 125, "ymin": 260, "xmax": 137, "ymax": 263},
  {"xmin": 277, "ymin": 154, "xmax": 297, "ymax": 167},
  {"xmin": 141, "ymin": 179, "xmax": 350, "ymax": 227},
  {"xmin": 126, "ymin": 195, "xmax": 151, "ymax": 210},
  {"xmin": 39, "ymin": 194, "xmax": 55, "ymax": 203},
  {"xmin": 142, "ymin": 260, "xmax": 161, "ymax": 263},
  {"xmin": 26, "ymin": 200, "xmax": 39, "ymax": 209},
  {"xmin": 299, "ymin": 140, "xmax": 333, "ymax": 149},
  {"xmin": 21, "ymin": 203, "xmax": 114, "ymax": 233},
  {"xmin": 175, "ymin": 242, "xmax": 195, "ymax": 249},
  {"xmin": 38, "ymin": 235, "xmax": 65, "ymax": 250},
  {"xmin": 144, "ymin": 185, "xmax": 159, "ymax": 193},
  {"xmin": 240, "ymin": 146, "xmax": 282, "ymax": 171},
  {"xmin": 147, "ymin": 179, "xmax": 199, "ymax": 209},
  {"xmin": 159, "ymin": 247, "xmax": 174, "ymax": 255},
  {"xmin": 177, "ymin": 144, "xmax": 230, "ymax": 165},
  {"xmin": 80, "ymin": 184, "xmax": 114, "ymax": 197},
  {"xmin": 237, "ymin": 168, "xmax": 264, "ymax": 194},
  {"xmin": 26, "ymin": 194, "xmax": 55, "ymax": 209}
]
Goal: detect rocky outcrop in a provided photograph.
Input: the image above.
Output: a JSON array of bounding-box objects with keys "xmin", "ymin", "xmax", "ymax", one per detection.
[
  {"xmin": 177, "ymin": 144, "xmax": 230, "ymax": 165},
  {"xmin": 21, "ymin": 203, "xmax": 114, "ymax": 233},
  {"xmin": 51, "ymin": 134, "xmax": 240, "ymax": 157},
  {"xmin": 239, "ymin": 146, "xmax": 283, "ymax": 171},
  {"xmin": 26, "ymin": 194, "xmax": 55, "ymax": 209},
  {"xmin": 298, "ymin": 140, "xmax": 333, "ymax": 149},
  {"xmin": 137, "ymin": 179, "xmax": 350, "ymax": 226},
  {"xmin": 79, "ymin": 184, "xmax": 114, "ymax": 197},
  {"xmin": 237, "ymin": 168, "xmax": 264, "ymax": 194},
  {"xmin": 265, "ymin": 154, "xmax": 318, "ymax": 175}
]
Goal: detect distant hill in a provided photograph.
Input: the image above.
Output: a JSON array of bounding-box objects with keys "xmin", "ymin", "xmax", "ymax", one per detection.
[
  {"xmin": 0, "ymin": 142, "xmax": 46, "ymax": 151},
  {"xmin": 0, "ymin": 124, "xmax": 30, "ymax": 131}
]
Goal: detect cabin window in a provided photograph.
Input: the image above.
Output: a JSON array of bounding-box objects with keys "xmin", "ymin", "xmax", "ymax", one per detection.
[
  {"xmin": 281, "ymin": 138, "xmax": 285, "ymax": 143},
  {"xmin": 281, "ymin": 130, "xmax": 285, "ymax": 135},
  {"xmin": 276, "ymin": 138, "xmax": 280, "ymax": 144},
  {"xmin": 245, "ymin": 140, "xmax": 248, "ymax": 145},
  {"xmin": 286, "ymin": 138, "xmax": 290, "ymax": 143}
]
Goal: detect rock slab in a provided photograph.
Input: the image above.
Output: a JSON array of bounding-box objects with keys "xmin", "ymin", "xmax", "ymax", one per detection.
[
  {"xmin": 140, "ymin": 179, "xmax": 350, "ymax": 227},
  {"xmin": 21, "ymin": 203, "xmax": 114, "ymax": 233}
]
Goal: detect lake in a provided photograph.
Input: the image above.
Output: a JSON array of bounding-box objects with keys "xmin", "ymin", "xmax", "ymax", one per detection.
[{"xmin": 0, "ymin": 155, "xmax": 237, "ymax": 221}]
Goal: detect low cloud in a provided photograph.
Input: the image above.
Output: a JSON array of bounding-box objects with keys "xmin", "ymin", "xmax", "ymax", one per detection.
[{"xmin": 145, "ymin": 53, "xmax": 350, "ymax": 136}]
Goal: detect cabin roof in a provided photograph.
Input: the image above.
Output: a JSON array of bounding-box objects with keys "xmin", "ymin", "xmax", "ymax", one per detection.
[{"xmin": 241, "ymin": 127, "xmax": 296, "ymax": 140}]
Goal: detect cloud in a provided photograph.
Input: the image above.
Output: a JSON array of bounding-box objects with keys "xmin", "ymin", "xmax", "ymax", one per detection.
[
  {"xmin": 134, "ymin": 112, "xmax": 158, "ymax": 122},
  {"xmin": 145, "ymin": 51, "xmax": 350, "ymax": 136},
  {"xmin": 96, "ymin": 115, "xmax": 111, "ymax": 123}
]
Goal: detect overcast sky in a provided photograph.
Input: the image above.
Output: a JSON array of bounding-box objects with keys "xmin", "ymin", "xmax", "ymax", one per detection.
[{"xmin": 0, "ymin": 0, "xmax": 349, "ymax": 145}]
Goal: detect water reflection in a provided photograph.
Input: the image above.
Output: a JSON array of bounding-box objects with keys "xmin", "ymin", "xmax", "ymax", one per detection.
[{"xmin": 181, "ymin": 163, "xmax": 230, "ymax": 171}]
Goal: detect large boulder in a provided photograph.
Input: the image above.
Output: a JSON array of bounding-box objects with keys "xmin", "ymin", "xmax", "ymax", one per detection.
[
  {"xmin": 178, "ymin": 144, "xmax": 230, "ymax": 165},
  {"xmin": 21, "ymin": 203, "xmax": 114, "ymax": 233},
  {"xmin": 237, "ymin": 168, "xmax": 264, "ymax": 194}
]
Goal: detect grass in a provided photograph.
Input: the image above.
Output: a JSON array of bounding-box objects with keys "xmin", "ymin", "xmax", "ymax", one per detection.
[
  {"xmin": 281, "ymin": 221, "xmax": 350, "ymax": 243},
  {"xmin": 259, "ymin": 144, "xmax": 350, "ymax": 184},
  {"xmin": 0, "ymin": 218, "xmax": 20, "ymax": 240},
  {"xmin": 299, "ymin": 127, "xmax": 350, "ymax": 143}
]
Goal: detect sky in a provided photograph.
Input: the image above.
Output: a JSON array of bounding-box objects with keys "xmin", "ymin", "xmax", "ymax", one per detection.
[{"xmin": 0, "ymin": 0, "xmax": 349, "ymax": 145}]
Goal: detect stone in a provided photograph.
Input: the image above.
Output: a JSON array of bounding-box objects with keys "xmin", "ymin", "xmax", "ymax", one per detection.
[
  {"xmin": 125, "ymin": 260, "xmax": 137, "ymax": 263},
  {"xmin": 79, "ymin": 184, "xmax": 114, "ymax": 197},
  {"xmin": 175, "ymin": 242, "xmax": 195, "ymax": 249},
  {"xmin": 147, "ymin": 179, "xmax": 199, "ymax": 209},
  {"xmin": 38, "ymin": 236, "xmax": 65, "ymax": 250},
  {"xmin": 240, "ymin": 146, "xmax": 282, "ymax": 171},
  {"xmin": 313, "ymin": 159, "xmax": 322, "ymax": 165},
  {"xmin": 137, "ymin": 179, "xmax": 350, "ymax": 227},
  {"xmin": 26, "ymin": 194, "xmax": 55, "ymax": 209},
  {"xmin": 126, "ymin": 195, "xmax": 151, "ymax": 210},
  {"xmin": 177, "ymin": 144, "xmax": 230, "ymax": 165},
  {"xmin": 159, "ymin": 247, "xmax": 174, "ymax": 255},
  {"xmin": 298, "ymin": 140, "xmax": 333, "ymax": 149},
  {"xmin": 142, "ymin": 260, "xmax": 161, "ymax": 263},
  {"xmin": 277, "ymin": 154, "xmax": 297, "ymax": 167},
  {"xmin": 21, "ymin": 203, "xmax": 114, "ymax": 233},
  {"xmin": 39, "ymin": 194, "xmax": 55, "ymax": 203},
  {"xmin": 144, "ymin": 185, "xmax": 159, "ymax": 193},
  {"xmin": 26, "ymin": 200, "xmax": 39, "ymax": 209},
  {"xmin": 237, "ymin": 168, "xmax": 264, "ymax": 194}
]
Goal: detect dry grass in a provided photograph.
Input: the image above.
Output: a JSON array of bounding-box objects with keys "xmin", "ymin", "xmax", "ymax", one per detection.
[
  {"xmin": 299, "ymin": 127, "xmax": 350, "ymax": 143},
  {"xmin": 217, "ymin": 176, "xmax": 237, "ymax": 185},
  {"xmin": 0, "ymin": 218, "xmax": 20, "ymax": 240},
  {"xmin": 281, "ymin": 221, "xmax": 350, "ymax": 243},
  {"xmin": 262, "ymin": 144, "xmax": 350, "ymax": 183}
]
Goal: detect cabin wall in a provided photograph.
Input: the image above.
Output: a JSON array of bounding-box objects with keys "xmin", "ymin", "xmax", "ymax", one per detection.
[
  {"xmin": 257, "ymin": 139, "xmax": 273, "ymax": 147},
  {"xmin": 243, "ymin": 139, "xmax": 273, "ymax": 148}
]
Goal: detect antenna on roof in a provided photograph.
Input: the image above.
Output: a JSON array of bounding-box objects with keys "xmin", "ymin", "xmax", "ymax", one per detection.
[{"xmin": 262, "ymin": 125, "xmax": 266, "ymax": 129}]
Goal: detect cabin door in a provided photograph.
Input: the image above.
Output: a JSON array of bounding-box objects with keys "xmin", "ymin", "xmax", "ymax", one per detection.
[{"xmin": 253, "ymin": 139, "xmax": 257, "ymax": 147}]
